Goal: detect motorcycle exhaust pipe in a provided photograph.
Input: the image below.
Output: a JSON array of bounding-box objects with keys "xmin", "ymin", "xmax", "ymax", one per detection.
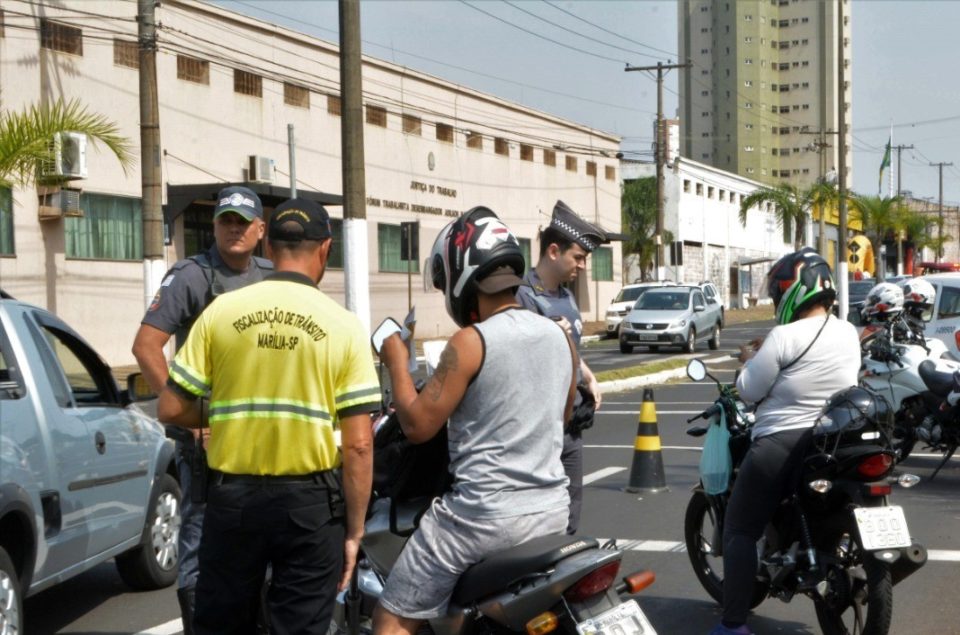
[{"xmin": 889, "ymin": 543, "xmax": 928, "ymax": 586}]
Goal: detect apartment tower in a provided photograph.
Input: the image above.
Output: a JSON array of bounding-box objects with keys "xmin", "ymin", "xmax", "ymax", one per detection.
[{"xmin": 678, "ymin": 0, "xmax": 852, "ymax": 189}]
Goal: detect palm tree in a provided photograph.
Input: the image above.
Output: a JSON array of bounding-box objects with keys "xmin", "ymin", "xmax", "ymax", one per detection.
[
  {"xmin": 622, "ymin": 177, "xmax": 673, "ymax": 281},
  {"xmin": 0, "ymin": 98, "xmax": 133, "ymax": 186},
  {"xmin": 848, "ymin": 194, "xmax": 904, "ymax": 277},
  {"xmin": 738, "ymin": 183, "xmax": 815, "ymax": 250},
  {"xmin": 900, "ymin": 210, "xmax": 945, "ymax": 267}
]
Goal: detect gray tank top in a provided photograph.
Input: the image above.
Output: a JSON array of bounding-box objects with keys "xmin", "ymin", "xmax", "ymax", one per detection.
[{"xmin": 444, "ymin": 308, "xmax": 572, "ymax": 519}]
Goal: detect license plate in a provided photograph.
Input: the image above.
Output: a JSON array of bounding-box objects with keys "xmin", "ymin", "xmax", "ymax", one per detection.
[
  {"xmin": 576, "ymin": 600, "xmax": 657, "ymax": 635},
  {"xmin": 637, "ymin": 333, "xmax": 659, "ymax": 341},
  {"xmin": 854, "ymin": 506, "xmax": 912, "ymax": 550}
]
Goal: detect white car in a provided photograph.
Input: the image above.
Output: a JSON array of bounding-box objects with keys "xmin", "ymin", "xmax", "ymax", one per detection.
[
  {"xmin": 920, "ymin": 273, "xmax": 960, "ymax": 356},
  {"xmin": 604, "ymin": 282, "xmax": 675, "ymax": 336}
]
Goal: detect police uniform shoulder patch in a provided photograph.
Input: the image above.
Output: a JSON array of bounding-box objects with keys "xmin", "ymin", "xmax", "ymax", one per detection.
[{"xmin": 147, "ymin": 288, "xmax": 162, "ymax": 312}]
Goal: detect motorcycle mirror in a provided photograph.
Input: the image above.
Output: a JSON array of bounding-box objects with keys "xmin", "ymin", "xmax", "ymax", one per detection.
[{"xmin": 686, "ymin": 359, "xmax": 707, "ymax": 382}]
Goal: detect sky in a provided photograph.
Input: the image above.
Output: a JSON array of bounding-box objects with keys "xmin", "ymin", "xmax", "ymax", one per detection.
[{"xmin": 213, "ymin": 0, "xmax": 960, "ymax": 205}]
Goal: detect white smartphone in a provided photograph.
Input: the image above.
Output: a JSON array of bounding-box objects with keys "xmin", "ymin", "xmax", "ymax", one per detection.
[{"xmin": 371, "ymin": 318, "xmax": 402, "ymax": 355}]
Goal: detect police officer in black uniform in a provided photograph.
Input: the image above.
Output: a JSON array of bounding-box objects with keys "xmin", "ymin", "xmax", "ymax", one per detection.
[{"xmin": 132, "ymin": 185, "xmax": 272, "ymax": 634}]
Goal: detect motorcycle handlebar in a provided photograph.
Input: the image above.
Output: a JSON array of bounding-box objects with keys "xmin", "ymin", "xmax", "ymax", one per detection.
[{"xmin": 687, "ymin": 403, "xmax": 721, "ymax": 423}]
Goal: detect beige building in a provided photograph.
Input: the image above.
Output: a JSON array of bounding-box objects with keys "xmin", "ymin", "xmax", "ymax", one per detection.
[
  {"xmin": 678, "ymin": 0, "xmax": 852, "ymax": 190},
  {"xmin": 0, "ymin": 0, "xmax": 623, "ymax": 365}
]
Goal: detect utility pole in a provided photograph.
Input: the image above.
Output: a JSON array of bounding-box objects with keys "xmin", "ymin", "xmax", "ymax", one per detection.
[
  {"xmin": 137, "ymin": 0, "xmax": 165, "ymax": 310},
  {"xmin": 893, "ymin": 144, "xmax": 914, "ymax": 197},
  {"xmin": 836, "ymin": 0, "xmax": 849, "ymax": 320},
  {"xmin": 625, "ymin": 61, "xmax": 690, "ymax": 281},
  {"xmin": 801, "ymin": 128, "xmax": 837, "ymax": 255},
  {"xmin": 287, "ymin": 124, "xmax": 297, "ymax": 198},
  {"xmin": 339, "ymin": 0, "xmax": 370, "ymax": 331},
  {"xmin": 931, "ymin": 161, "xmax": 953, "ymax": 263}
]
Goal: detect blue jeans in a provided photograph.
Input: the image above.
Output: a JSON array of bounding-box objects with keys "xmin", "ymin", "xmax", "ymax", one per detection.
[{"xmin": 177, "ymin": 443, "xmax": 205, "ymax": 589}]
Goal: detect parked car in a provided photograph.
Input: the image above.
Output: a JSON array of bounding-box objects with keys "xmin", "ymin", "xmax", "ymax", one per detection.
[
  {"xmin": 604, "ymin": 281, "xmax": 675, "ymax": 337},
  {"xmin": 698, "ymin": 281, "xmax": 725, "ymax": 327},
  {"xmin": 0, "ymin": 292, "xmax": 180, "ymax": 632},
  {"xmin": 619, "ymin": 286, "xmax": 723, "ymax": 354},
  {"xmin": 846, "ymin": 279, "xmax": 877, "ymax": 326},
  {"xmin": 918, "ymin": 273, "xmax": 960, "ymax": 357}
]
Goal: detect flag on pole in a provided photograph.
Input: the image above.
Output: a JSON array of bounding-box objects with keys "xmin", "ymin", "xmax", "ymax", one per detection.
[{"xmin": 879, "ymin": 133, "xmax": 892, "ymax": 195}]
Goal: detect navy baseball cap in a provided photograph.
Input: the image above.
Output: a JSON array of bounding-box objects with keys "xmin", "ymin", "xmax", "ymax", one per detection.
[
  {"xmin": 269, "ymin": 198, "xmax": 333, "ymax": 242},
  {"xmin": 214, "ymin": 186, "xmax": 263, "ymax": 221}
]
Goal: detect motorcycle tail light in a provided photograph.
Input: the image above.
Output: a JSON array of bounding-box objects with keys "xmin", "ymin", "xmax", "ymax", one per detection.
[
  {"xmin": 623, "ymin": 570, "xmax": 656, "ymax": 594},
  {"xmin": 564, "ymin": 561, "xmax": 621, "ymax": 603},
  {"xmin": 856, "ymin": 453, "xmax": 894, "ymax": 479},
  {"xmin": 525, "ymin": 611, "xmax": 558, "ymax": 635}
]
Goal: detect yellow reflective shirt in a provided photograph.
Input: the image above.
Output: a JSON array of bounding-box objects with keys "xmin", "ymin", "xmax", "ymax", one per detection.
[{"xmin": 168, "ymin": 272, "xmax": 381, "ymax": 475}]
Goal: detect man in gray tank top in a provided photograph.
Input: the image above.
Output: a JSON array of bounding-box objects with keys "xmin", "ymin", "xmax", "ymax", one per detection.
[{"xmin": 374, "ymin": 208, "xmax": 577, "ymax": 635}]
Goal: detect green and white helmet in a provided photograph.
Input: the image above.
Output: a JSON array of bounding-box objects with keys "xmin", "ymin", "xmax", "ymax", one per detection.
[{"xmin": 766, "ymin": 247, "xmax": 837, "ymax": 325}]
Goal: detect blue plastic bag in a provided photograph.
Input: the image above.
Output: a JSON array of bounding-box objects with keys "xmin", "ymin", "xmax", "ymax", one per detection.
[{"xmin": 699, "ymin": 408, "xmax": 732, "ymax": 495}]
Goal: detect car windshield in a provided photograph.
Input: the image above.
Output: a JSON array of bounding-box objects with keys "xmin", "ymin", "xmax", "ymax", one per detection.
[
  {"xmin": 848, "ymin": 281, "xmax": 875, "ymax": 299},
  {"xmin": 635, "ymin": 290, "xmax": 691, "ymax": 311},
  {"xmin": 615, "ymin": 286, "xmax": 649, "ymax": 303}
]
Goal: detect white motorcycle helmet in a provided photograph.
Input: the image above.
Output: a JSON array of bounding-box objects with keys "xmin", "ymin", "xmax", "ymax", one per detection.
[
  {"xmin": 900, "ymin": 277, "xmax": 936, "ymax": 309},
  {"xmin": 862, "ymin": 282, "xmax": 904, "ymax": 323}
]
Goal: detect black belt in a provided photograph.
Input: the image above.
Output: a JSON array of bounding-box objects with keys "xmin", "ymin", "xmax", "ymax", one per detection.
[{"xmin": 212, "ymin": 470, "xmax": 331, "ymax": 486}]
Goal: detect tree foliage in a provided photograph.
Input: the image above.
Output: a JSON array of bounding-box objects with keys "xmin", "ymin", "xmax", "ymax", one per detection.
[
  {"xmin": 0, "ymin": 98, "xmax": 133, "ymax": 186},
  {"xmin": 848, "ymin": 194, "xmax": 906, "ymax": 276},
  {"xmin": 621, "ymin": 177, "xmax": 672, "ymax": 281}
]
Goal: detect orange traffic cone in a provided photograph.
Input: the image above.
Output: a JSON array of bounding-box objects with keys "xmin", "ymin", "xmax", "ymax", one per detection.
[{"xmin": 625, "ymin": 388, "xmax": 667, "ymax": 493}]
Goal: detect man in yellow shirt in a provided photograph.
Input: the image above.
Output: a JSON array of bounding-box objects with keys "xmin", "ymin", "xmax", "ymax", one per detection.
[{"xmin": 158, "ymin": 198, "xmax": 379, "ymax": 635}]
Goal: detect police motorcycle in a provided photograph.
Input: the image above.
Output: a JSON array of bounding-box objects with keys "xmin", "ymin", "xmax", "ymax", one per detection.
[
  {"xmin": 858, "ymin": 280, "xmax": 960, "ymax": 462},
  {"xmin": 328, "ymin": 320, "xmax": 660, "ymax": 635},
  {"xmin": 683, "ymin": 359, "xmax": 926, "ymax": 635}
]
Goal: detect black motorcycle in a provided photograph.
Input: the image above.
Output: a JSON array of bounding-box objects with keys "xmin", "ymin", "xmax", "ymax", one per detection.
[{"xmin": 682, "ymin": 359, "xmax": 927, "ymax": 635}]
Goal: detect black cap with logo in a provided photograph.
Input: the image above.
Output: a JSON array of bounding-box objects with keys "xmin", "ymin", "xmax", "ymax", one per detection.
[
  {"xmin": 215, "ymin": 186, "xmax": 263, "ymax": 221},
  {"xmin": 549, "ymin": 200, "xmax": 606, "ymax": 253},
  {"xmin": 269, "ymin": 198, "xmax": 333, "ymax": 242}
]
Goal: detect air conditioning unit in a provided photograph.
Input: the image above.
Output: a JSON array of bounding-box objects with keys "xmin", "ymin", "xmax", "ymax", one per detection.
[
  {"xmin": 248, "ymin": 155, "xmax": 273, "ymax": 184},
  {"xmin": 38, "ymin": 187, "xmax": 83, "ymax": 221},
  {"xmin": 40, "ymin": 132, "xmax": 87, "ymax": 181}
]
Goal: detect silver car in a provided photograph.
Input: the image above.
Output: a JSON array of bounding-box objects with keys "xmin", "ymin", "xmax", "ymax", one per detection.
[{"xmin": 619, "ymin": 286, "xmax": 723, "ymax": 354}]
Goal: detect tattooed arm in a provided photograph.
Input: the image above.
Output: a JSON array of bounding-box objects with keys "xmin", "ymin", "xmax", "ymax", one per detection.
[{"xmin": 379, "ymin": 327, "xmax": 482, "ymax": 444}]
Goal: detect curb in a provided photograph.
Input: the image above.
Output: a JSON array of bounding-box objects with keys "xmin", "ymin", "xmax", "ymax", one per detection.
[
  {"xmin": 598, "ymin": 366, "xmax": 689, "ymax": 394},
  {"xmin": 582, "ymin": 334, "xmax": 603, "ymax": 343}
]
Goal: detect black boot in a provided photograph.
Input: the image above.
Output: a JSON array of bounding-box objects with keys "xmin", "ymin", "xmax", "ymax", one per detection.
[{"xmin": 177, "ymin": 586, "xmax": 196, "ymax": 635}]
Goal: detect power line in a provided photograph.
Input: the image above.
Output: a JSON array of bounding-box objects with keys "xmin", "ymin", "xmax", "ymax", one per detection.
[
  {"xmin": 457, "ymin": 0, "xmax": 630, "ymax": 64},
  {"xmin": 540, "ymin": 0, "xmax": 677, "ymax": 59}
]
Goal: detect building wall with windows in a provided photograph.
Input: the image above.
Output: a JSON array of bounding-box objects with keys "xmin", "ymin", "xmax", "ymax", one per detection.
[
  {"xmin": 0, "ymin": 0, "xmax": 622, "ymax": 364},
  {"xmin": 678, "ymin": 0, "xmax": 852, "ymax": 190}
]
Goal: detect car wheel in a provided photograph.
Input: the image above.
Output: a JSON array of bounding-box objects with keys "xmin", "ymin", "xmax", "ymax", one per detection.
[
  {"xmin": 684, "ymin": 327, "xmax": 696, "ymax": 354},
  {"xmin": 0, "ymin": 546, "xmax": 23, "ymax": 635},
  {"xmin": 708, "ymin": 324, "xmax": 720, "ymax": 350},
  {"xmin": 116, "ymin": 473, "xmax": 181, "ymax": 590},
  {"xmin": 620, "ymin": 341, "xmax": 633, "ymax": 354}
]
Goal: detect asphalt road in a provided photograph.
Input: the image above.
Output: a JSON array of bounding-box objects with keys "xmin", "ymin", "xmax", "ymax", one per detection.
[{"xmin": 23, "ymin": 319, "xmax": 960, "ymax": 634}]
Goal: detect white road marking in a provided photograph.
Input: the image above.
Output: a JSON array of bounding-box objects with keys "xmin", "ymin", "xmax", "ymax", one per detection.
[
  {"xmin": 583, "ymin": 467, "xmax": 627, "ymax": 484},
  {"xmin": 586, "ymin": 444, "xmax": 700, "ymax": 451},
  {"xmin": 597, "ymin": 410, "xmax": 702, "ymax": 415},
  {"xmin": 597, "ymin": 539, "xmax": 960, "ymax": 562},
  {"xmin": 134, "ymin": 618, "xmax": 182, "ymax": 635}
]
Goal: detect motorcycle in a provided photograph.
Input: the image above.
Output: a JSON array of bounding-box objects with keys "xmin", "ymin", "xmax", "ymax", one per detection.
[
  {"xmin": 328, "ymin": 409, "xmax": 660, "ymax": 635},
  {"xmin": 682, "ymin": 359, "xmax": 926, "ymax": 635},
  {"xmin": 905, "ymin": 359, "xmax": 960, "ymax": 479},
  {"xmin": 859, "ymin": 317, "xmax": 960, "ymax": 462}
]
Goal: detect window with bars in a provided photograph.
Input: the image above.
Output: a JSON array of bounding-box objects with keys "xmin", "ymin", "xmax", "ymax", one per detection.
[
  {"xmin": 41, "ymin": 19, "xmax": 82, "ymax": 55},
  {"xmin": 234, "ymin": 69, "xmax": 262, "ymax": 97},
  {"xmin": 113, "ymin": 39, "xmax": 138, "ymax": 68},
  {"xmin": 543, "ymin": 149, "xmax": 556, "ymax": 166},
  {"xmin": 65, "ymin": 193, "xmax": 142, "ymax": 261},
  {"xmin": 177, "ymin": 55, "xmax": 209, "ymax": 84},
  {"xmin": 327, "ymin": 219, "xmax": 344, "ymax": 269},
  {"xmin": 605, "ymin": 165, "xmax": 616, "ymax": 181},
  {"xmin": 565, "ymin": 156, "xmax": 577, "ymax": 172},
  {"xmin": 586, "ymin": 161, "xmax": 597, "ymax": 177},
  {"xmin": 366, "ymin": 105, "xmax": 387, "ymax": 127},
  {"xmin": 402, "ymin": 114, "xmax": 422, "ymax": 135},
  {"xmin": 377, "ymin": 224, "xmax": 421, "ymax": 273},
  {"xmin": 494, "ymin": 138, "xmax": 509, "ymax": 156},
  {"xmin": 327, "ymin": 94, "xmax": 341, "ymax": 116},
  {"xmin": 466, "ymin": 131, "xmax": 483, "ymax": 150},
  {"xmin": 592, "ymin": 247, "xmax": 613, "ymax": 281},
  {"xmin": 436, "ymin": 123, "xmax": 453, "ymax": 143},
  {"xmin": 520, "ymin": 144, "xmax": 533, "ymax": 161},
  {"xmin": 0, "ymin": 187, "xmax": 13, "ymax": 256},
  {"xmin": 284, "ymin": 83, "xmax": 309, "ymax": 108}
]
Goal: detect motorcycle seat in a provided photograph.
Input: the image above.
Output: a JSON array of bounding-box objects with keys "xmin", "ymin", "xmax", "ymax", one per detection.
[
  {"xmin": 451, "ymin": 534, "xmax": 598, "ymax": 605},
  {"xmin": 918, "ymin": 360, "xmax": 955, "ymax": 397}
]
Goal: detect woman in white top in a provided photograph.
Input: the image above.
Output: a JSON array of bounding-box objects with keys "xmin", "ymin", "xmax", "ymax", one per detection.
[{"xmin": 709, "ymin": 248, "xmax": 860, "ymax": 635}]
